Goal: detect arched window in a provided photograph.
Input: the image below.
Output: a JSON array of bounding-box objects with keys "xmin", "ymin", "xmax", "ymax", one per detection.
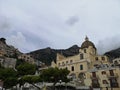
[{"xmin": 71, "ymin": 66, "xmax": 74, "ymax": 71}]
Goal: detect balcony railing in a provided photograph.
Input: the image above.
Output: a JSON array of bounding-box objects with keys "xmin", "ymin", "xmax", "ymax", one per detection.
[
  {"xmin": 111, "ymin": 83, "xmax": 119, "ymax": 87},
  {"xmin": 90, "ymin": 75, "xmax": 99, "ymax": 80},
  {"xmin": 107, "ymin": 73, "xmax": 118, "ymax": 78},
  {"xmin": 92, "ymin": 83, "xmax": 100, "ymax": 88}
]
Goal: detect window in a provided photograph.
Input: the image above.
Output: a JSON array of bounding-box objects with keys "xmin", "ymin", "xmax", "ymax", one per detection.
[
  {"xmin": 95, "ymin": 57, "xmax": 98, "ymax": 61},
  {"xmin": 102, "ymin": 71, "xmax": 106, "ymax": 75},
  {"xmin": 70, "ymin": 60, "xmax": 73, "ymax": 63},
  {"xmin": 80, "ymin": 65, "xmax": 83, "ymax": 70},
  {"xmin": 66, "ymin": 61, "xmax": 68, "ymax": 64},
  {"xmin": 109, "ymin": 70, "xmax": 114, "ymax": 76},
  {"xmin": 92, "ymin": 72, "xmax": 96, "ymax": 77},
  {"xmin": 114, "ymin": 61, "xmax": 118, "ymax": 65},
  {"xmin": 62, "ymin": 62, "xmax": 65, "ymax": 65},
  {"xmin": 111, "ymin": 78, "xmax": 117, "ymax": 83},
  {"xmin": 92, "ymin": 80, "xmax": 98, "ymax": 84},
  {"xmin": 80, "ymin": 54, "xmax": 84, "ymax": 59},
  {"xmin": 58, "ymin": 63, "xmax": 60, "ymax": 66},
  {"xmin": 102, "ymin": 57, "xmax": 105, "ymax": 60},
  {"xmin": 84, "ymin": 49, "xmax": 86, "ymax": 53},
  {"xmin": 71, "ymin": 66, "xmax": 74, "ymax": 71},
  {"xmin": 103, "ymin": 80, "xmax": 108, "ymax": 84}
]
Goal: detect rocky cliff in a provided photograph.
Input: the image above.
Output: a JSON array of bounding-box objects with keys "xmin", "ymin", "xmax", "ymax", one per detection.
[
  {"xmin": 104, "ymin": 48, "xmax": 120, "ymax": 61},
  {"xmin": 0, "ymin": 37, "xmax": 21, "ymax": 58},
  {"xmin": 29, "ymin": 45, "xmax": 80, "ymax": 66}
]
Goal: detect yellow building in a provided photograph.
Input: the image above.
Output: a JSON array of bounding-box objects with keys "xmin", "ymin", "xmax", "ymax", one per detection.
[
  {"xmin": 52, "ymin": 36, "xmax": 109, "ymax": 77},
  {"xmin": 85, "ymin": 65, "xmax": 120, "ymax": 89},
  {"xmin": 51, "ymin": 36, "xmax": 120, "ymax": 89}
]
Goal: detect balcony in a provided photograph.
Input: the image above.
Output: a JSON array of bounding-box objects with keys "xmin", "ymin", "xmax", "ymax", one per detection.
[
  {"xmin": 107, "ymin": 73, "xmax": 118, "ymax": 78},
  {"xmin": 90, "ymin": 75, "xmax": 99, "ymax": 80},
  {"xmin": 92, "ymin": 83, "xmax": 100, "ymax": 88},
  {"xmin": 111, "ymin": 83, "xmax": 119, "ymax": 87}
]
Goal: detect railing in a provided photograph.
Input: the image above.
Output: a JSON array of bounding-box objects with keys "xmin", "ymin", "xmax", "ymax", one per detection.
[
  {"xmin": 90, "ymin": 75, "xmax": 99, "ymax": 80},
  {"xmin": 107, "ymin": 73, "xmax": 118, "ymax": 78},
  {"xmin": 111, "ymin": 83, "xmax": 119, "ymax": 87},
  {"xmin": 92, "ymin": 83, "xmax": 100, "ymax": 88}
]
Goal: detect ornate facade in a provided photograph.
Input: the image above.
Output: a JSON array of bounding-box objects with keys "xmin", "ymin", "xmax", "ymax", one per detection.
[{"xmin": 51, "ymin": 36, "xmax": 120, "ymax": 89}]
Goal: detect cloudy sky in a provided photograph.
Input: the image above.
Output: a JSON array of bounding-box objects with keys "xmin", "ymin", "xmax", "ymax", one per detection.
[{"xmin": 0, "ymin": 0, "xmax": 120, "ymax": 54}]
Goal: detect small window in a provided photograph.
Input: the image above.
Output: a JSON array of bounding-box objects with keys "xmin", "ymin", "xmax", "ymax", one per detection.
[
  {"xmin": 66, "ymin": 61, "xmax": 68, "ymax": 64},
  {"xmin": 95, "ymin": 57, "xmax": 98, "ymax": 61},
  {"xmin": 84, "ymin": 49, "xmax": 86, "ymax": 53},
  {"xmin": 102, "ymin": 57, "xmax": 105, "ymax": 60},
  {"xmin": 102, "ymin": 71, "xmax": 106, "ymax": 75},
  {"xmin": 80, "ymin": 65, "xmax": 83, "ymax": 70},
  {"xmin": 103, "ymin": 80, "xmax": 108, "ymax": 84},
  {"xmin": 80, "ymin": 54, "xmax": 84, "ymax": 59},
  {"xmin": 92, "ymin": 72, "xmax": 96, "ymax": 77},
  {"xmin": 70, "ymin": 60, "xmax": 73, "ymax": 63},
  {"xmin": 58, "ymin": 63, "xmax": 60, "ymax": 66},
  {"xmin": 62, "ymin": 62, "xmax": 65, "ymax": 65},
  {"xmin": 71, "ymin": 66, "xmax": 74, "ymax": 71}
]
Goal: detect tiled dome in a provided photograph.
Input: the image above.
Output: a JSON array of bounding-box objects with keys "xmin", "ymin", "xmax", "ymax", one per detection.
[{"xmin": 81, "ymin": 36, "xmax": 96, "ymax": 49}]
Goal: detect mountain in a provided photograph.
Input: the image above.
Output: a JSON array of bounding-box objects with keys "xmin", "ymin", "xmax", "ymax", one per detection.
[
  {"xmin": 28, "ymin": 45, "xmax": 80, "ymax": 66},
  {"xmin": 104, "ymin": 48, "xmax": 120, "ymax": 61}
]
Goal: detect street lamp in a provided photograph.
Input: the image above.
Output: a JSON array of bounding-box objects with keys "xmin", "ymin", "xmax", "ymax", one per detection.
[{"xmin": 59, "ymin": 80, "xmax": 62, "ymax": 90}]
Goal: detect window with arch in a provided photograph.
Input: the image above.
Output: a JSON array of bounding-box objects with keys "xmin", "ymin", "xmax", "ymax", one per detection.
[{"xmin": 71, "ymin": 66, "xmax": 74, "ymax": 71}]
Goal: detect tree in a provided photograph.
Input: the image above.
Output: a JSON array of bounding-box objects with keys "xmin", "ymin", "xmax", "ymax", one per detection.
[
  {"xmin": 16, "ymin": 63, "xmax": 42, "ymax": 89},
  {"xmin": 15, "ymin": 59, "xmax": 25, "ymax": 68},
  {"xmin": 19, "ymin": 75, "xmax": 42, "ymax": 90},
  {"xmin": 0, "ymin": 68, "xmax": 18, "ymax": 89},
  {"xmin": 40, "ymin": 67, "xmax": 70, "ymax": 90},
  {"xmin": 16, "ymin": 62, "xmax": 36, "ymax": 76}
]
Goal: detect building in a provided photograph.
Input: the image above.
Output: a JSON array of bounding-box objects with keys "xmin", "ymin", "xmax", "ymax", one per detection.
[
  {"xmin": 51, "ymin": 36, "xmax": 120, "ymax": 89},
  {"xmin": 18, "ymin": 54, "xmax": 35, "ymax": 64},
  {"xmin": 113, "ymin": 58, "xmax": 120, "ymax": 66},
  {"xmin": 85, "ymin": 64, "xmax": 120, "ymax": 89}
]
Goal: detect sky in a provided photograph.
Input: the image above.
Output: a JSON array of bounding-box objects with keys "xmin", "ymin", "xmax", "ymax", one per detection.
[{"xmin": 0, "ymin": 0, "xmax": 120, "ymax": 54}]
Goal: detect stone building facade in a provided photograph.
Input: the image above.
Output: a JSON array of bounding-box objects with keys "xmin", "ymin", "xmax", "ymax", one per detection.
[
  {"xmin": 51, "ymin": 36, "xmax": 120, "ymax": 89},
  {"xmin": 18, "ymin": 54, "xmax": 35, "ymax": 64}
]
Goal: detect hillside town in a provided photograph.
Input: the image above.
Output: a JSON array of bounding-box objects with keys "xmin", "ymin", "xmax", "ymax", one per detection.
[{"xmin": 0, "ymin": 37, "xmax": 120, "ymax": 90}]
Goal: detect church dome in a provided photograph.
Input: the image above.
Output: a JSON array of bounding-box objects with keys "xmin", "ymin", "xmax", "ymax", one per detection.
[{"xmin": 81, "ymin": 36, "xmax": 96, "ymax": 49}]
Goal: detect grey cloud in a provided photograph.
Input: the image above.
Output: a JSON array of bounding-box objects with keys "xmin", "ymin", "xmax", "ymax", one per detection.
[
  {"xmin": 66, "ymin": 16, "xmax": 79, "ymax": 26},
  {"xmin": 0, "ymin": 0, "xmax": 120, "ymax": 54},
  {"xmin": 97, "ymin": 35, "xmax": 120, "ymax": 55},
  {"xmin": 0, "ymin": 16, "xmax": 11, "ymax": 31}
]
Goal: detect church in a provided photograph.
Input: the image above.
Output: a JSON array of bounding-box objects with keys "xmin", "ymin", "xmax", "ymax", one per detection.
[
  {"xmin": 51, "ymin": 36, "xmax": 120, "ymax": 89},
  {"xmin": 51, "ymin": 36, "xmax": 109, "ymax": 78}
]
